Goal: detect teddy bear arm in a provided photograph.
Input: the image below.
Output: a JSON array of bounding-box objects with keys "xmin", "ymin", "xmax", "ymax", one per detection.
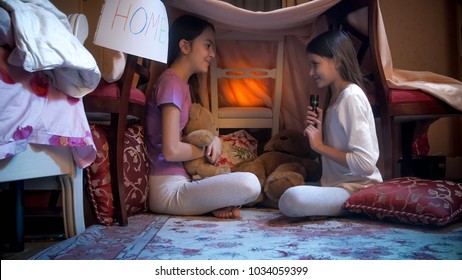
[
  {"xmin": 234, "ymin": 161, "xmax": 267, "ymax": 186},
  {"xmin": 263, "ymin": 170, "xmax": 305, "ymax": 204},
  {"xmin": 196, "ymin": 163, "xmax": 231, "ymax": 178},
  {"xmin": 183, "ymin": 159, "xmax": 201, "ymax": 177},
  {"xmin": 274, "ymin": 162, "xmax": 307, "ymax": 176},
  {"xmin": 184, "ymin": 157, "xmax": 231, "ymax": 179}
]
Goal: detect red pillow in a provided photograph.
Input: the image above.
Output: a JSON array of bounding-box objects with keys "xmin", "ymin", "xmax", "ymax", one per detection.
[
  {"xmin": 86, "ymin": 124, "xmax": 114, "ymax": 225},
  {"xmin": 343, "ymin": 177, "xmax": 462, "ymax": 226},
  {"xmin": 123, "ymin": 124, "xmax": 149, "ymax": 216},
  {"xmin": 86, "ymin": 123, "xmax": 149, "ymax": 225}
]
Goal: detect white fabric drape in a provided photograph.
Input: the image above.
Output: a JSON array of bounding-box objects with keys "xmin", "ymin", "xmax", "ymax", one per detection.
[
  {"xmin": 163, "ymin": 0, "xmax": 462, "ymax": 132},
  {"xmin": 165, "ymin": 0, "xmax": 340, "ymax": 34},
  {"xmin": 165, "ymin": 0, "xmax": 341, "ymax": 131}
]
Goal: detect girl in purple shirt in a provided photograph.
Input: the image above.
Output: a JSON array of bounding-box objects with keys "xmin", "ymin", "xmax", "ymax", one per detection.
[{"xmin": 145, "ymin": 15, "xmax": 260, "ymax": 219}]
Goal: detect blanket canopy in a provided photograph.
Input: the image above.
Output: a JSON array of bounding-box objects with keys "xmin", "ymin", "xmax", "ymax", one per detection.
[{"xmin": 163, "ymin": 0, "xmax": 462, "ymax": 132}]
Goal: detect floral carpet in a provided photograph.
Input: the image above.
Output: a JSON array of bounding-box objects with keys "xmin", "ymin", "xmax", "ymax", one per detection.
[{"xmin": 31, "ymin": 208, "xmax": 462, "ymax": 260}]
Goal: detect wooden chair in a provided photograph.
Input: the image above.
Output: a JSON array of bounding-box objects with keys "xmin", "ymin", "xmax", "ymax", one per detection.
[
  {"xmin": 324, "ymin": 0, "xmax": 462, "ymax": 180},
  {"xmin": 210, "ymin": 32, "xmax": 284, "ymax": 136},
  {"xmin": 83, "ymin": 54, "xmax": 164, "ymax": 225}
]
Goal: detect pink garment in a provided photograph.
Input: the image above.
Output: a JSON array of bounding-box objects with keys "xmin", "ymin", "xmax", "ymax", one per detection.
[
  {"xmin": 0, "ymin": 46, "xmax": 96, "ymax": 168},
  {"xmin": 145, "ymin": 69, "xmax": 191, "ymax": 177}
]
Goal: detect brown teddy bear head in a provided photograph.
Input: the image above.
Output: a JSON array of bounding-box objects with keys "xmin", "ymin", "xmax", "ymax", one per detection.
[
  {"xmin": 263, "ymin": 129, "xmax": 318, "ymax": 159},
  {"xmin": 183, "ymin": 103, "xmax": 218, "ymax": 136}
]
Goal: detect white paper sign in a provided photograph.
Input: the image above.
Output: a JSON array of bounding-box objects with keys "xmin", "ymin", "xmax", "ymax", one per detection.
[{"xmin": 94, "ymin": 0, "xmax": 169, "ymax": 63}]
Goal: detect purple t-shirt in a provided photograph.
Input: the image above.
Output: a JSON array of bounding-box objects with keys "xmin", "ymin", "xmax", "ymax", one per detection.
[{"xmin": 145, "ymin": 69, "xmax": 191, "ymax": 177}]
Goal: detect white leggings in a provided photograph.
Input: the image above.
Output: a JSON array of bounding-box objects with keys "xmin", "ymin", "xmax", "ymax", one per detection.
[
  {"xmin": 278, "ymin": 185, "xmax": 352, "ymax": 217},
  {"xmin": 149, "ymin": 172, "xmax": 260, "ymax": 216}
]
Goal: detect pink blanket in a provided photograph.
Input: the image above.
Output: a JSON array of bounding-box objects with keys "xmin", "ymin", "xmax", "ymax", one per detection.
[{"xmin": 0, "ymin": 46, "xmax": 96, "ymax": 168}]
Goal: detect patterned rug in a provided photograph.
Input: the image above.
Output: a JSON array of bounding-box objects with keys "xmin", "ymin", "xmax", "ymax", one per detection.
[{"xmin": 31, "ymin": 208, "xmax": 462, "ymax": 260}]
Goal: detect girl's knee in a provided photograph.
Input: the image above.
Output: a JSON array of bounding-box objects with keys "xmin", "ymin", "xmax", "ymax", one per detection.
[
  {"xmin": 278, "ymin": 188, "xmax": 303, "ymax": 217},
  {"xmin": 246, "ymin": 173, "xmax": 262, "ymax": 196}
]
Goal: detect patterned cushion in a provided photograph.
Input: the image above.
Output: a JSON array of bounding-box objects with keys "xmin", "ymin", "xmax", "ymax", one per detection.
[
  {"xmin": 86, "ymin": 127, "xmax": 254, "ymax": 224},
  {"xmin": 86, "ymin": 123, "xmax": 149, "ymax": 225},
  {"xmin": 123, "ymin": 124, "xmax": 149, "ymax": 216},
  {"xmin": 343, "ymin": 177, "xmax": 462, "ymax": 226},
  {"xmin": 86, "ymin": 124, "xmax": 114, "ymax": 225},
  {"xmin": 216, "ymin": 129, "xmax": 258, "ymax": 168}
]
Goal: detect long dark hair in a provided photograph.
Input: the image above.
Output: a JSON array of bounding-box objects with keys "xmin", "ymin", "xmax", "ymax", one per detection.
[
  {"xmin": 306, "ymin": 29, "xmax": 364, "ymax": 91},
  {"xmin": 168, "ymin": 14, "xmax": 215, "ymax": 104}
]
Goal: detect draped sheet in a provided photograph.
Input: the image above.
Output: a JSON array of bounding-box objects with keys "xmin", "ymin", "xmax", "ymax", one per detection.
[
  {"xmin": 373, "ymin": 6, "xmax": 462, "ymax": 111},
  {"xmin": 0, "ymin": 46, "xmax": 96, "ymax": 168},
  {"xmin": 164, "ymin": 0, "xmax": 462, "ymax": 131},
  {"xmin": 0, "ymin": 0, "xmax": 101, "ymax": 98},
  {"xmin": 0, "ymin": 1, "xmax": 98, "ymax": 168}
]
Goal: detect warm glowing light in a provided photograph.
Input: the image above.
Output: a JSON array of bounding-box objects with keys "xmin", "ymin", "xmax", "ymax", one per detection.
[{"xmin": 219, "ymin": 78, "xmax": 273, "ymax": 107}]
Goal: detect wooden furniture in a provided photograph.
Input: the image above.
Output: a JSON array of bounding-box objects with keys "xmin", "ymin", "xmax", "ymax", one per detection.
[
  {"xmin": 83, "ymin": 54, "xmax": 162, "ymax": 226},
  {"xmin": 325, "ymin": 0, "xmax": 462, "ymax": 179},
  {"xmin": 210, "ymin": 32, "xmax": 285, "ymax": 136},
  {"xmin": 0, "ymin": 145, "xmax": 85, "ymax": 249}
]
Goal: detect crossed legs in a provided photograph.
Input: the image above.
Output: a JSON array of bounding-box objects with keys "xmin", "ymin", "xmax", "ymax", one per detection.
[{"xmin": 149, "ymin": 172, "xmax": 260, "ymax": 218}]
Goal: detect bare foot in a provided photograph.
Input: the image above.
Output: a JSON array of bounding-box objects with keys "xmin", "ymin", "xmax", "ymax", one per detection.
[{"xmin": 211, "ymin": 207, "xmax": 240, "ymax": 219}]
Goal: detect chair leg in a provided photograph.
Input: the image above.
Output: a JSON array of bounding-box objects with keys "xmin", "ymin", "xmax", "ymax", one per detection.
[{"xmin": 115, "ymin": 117, "xmax": 128, "ymax": 226}]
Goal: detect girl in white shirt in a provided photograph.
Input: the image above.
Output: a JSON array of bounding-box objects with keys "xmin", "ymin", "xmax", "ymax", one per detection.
[{"xmin": 278, "ymin": 29, "xmax": 383, "ymax": 217}]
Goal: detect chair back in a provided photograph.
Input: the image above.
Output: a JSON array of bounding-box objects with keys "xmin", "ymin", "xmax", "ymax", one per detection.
[
  {"xmin": 210, "ymin": 32, "xmax": 284, "ymax": 136},
  {"xmin": 83, "ymin": 53, "xmax": 166, "ymax": 226}
]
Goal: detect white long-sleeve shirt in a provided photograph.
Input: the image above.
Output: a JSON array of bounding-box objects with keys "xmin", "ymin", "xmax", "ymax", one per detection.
[{"xmin": 321, "ymin": 84, "xmax": 383, "ymax": 192}]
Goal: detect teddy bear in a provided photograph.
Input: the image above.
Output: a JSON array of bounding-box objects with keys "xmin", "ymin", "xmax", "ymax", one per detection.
[
  {"xmin": 232, "ymin": 129, "xmax": 322, "ymax": 208},
  {"xmin": 183, "ymin": 103, "xmax": 231, "ymax": 179}
]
